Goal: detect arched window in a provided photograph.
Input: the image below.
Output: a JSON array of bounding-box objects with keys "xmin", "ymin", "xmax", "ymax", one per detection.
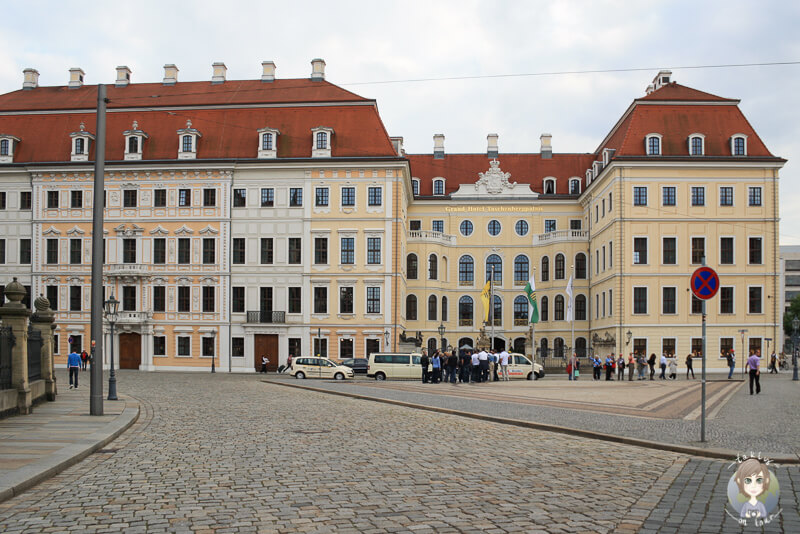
[
  {"xmin": 458, "ymin": 255, "xmax": 474, "ymax": 285},
  {"xmin": 575, "ymin": 253, "xmax": 587, "ymax": 279},
  {"xmin": 182, "ymin": 135, "xmax": 193, "ymax": 153},
  {"xmin": 75, "ymin": 137, "xmax": 85, "ymax": 155},
  {"xmin": 544, "ymin": 179, "xmax": 555, "ymax": 195},
  {"xmin": 555, "ymin": 253, "xmax": 565, "ymax": 280},
  {"xmin": 514, "ymin": 295, "xmax": 529, "ymax": 325},
  {"xmin": 514, "ymin": 255, "xmax": 529, "ymax": 285},
  {"xmin": 458, "ymin": 337, "xmax": 474, "ymax": 351},
  {"xmin": 486, "ymin": 254, "xmax": 502, "ymax": 283},
  {"xmin": 554, "ymin": 295, "xmax": 565, "ymax": 321},
  {"xmin": 554, "ymin": 338, "xmax": 565, "ymax": 358},
  {"xmin": 316, "ymin": 132, "xmax": 328, "ymax": 150},
  {"xmin": 428, "ymin": 295, "xmax": 437, "ymax": 321},
  {"xmin": 128, "ymin": 136, "xmax": 139, "ymax": 154},
  {"xmin": 690, "ymin": 136, "xmax": 703, "ymax": 155},
  {"xmin": 541, "ymin": 256, "xmax": 550, "ymax": 282},
  {"xmin": 428, "ymin": 338, "xmax": 438, "ymax": 352},
  {"xmin": 491, "ymin": 295, "xmax": 502, "ymax": 326},
  {"xmin": 513, "ymin": 337, "xmax": 526, "ymax": 354},
  {"xmin": 541, "ymin": 296, "xmax": 549, "ymax": 321},
  {"xmin": 412, "ymin": 179, "xmax": 419, "ymax": 196},
  {"xmin": 262, "ymin": 132, "xmax": 273, "ymax": 151},
  {"xmin": 569, "ymin": 179, "xmax": 581, "ymax": 195},
  {"xmin": 0, "ymin": 139, "xmax": 8, "ymax": 156},
  {"xmin": 407, "ymin": 254, "xmax": 418, "ymax": 279},
  {"xmin": 406, "ymin": 295, "xmax": 417, "ymax": 320},
  {"xmin": 428, "ymin": 254, "xmax": 438, "ymax": 280},
  {"xmin": 433, "ymin": 179, "xmax": 444, "ymax": 195},
  {"xmin": 647, "ymin": 135, "xmax": 660, "ymax": 155},
  {"xmin": 458, "ymin": 296, "xmax": 474, "ymax": 327},
  {"xmin": 575, "ymin": 294, "xmax": 587, "ymax": 321},
  {"xmin": 441, "ymin": 296, "xmax": 448, "ymax": 322},
  {"xmin": 732, "ymin": 135, "xmax": 747, "ymax": 155},
  {"xmin": 575, "ymin": 337, "xmax": 587, "ymax": 358},
  {"xmin": 539, "ymin": 338, "xmax": 549, "ymax": 358}
]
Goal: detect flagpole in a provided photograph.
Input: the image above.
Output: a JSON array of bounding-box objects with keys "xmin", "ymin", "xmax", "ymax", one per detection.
[
  {"xmin": 570, "ymin": 264, "xmax": 575, "ymax": 355},
  {"xmin": 490, "ymin": 266, "xmax": 494, "ymax": 351},
  {"xmin": 531, "ymin": 266, "xmax": 536, "ymax": 379}
]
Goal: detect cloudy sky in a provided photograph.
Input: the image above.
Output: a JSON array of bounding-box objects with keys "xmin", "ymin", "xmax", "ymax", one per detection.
[{"xmin": 2, "ymin": 1, "xmax": 799, "ymax": 241}]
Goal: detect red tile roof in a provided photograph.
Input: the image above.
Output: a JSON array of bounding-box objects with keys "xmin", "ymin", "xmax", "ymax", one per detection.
[{"xmin": 636, "ymin": 82, "xmax": 737, "ymax": 102}]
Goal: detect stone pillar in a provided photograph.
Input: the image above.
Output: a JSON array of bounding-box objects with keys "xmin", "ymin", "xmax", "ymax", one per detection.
[
  {"xmin": 31, "ymin": 294, "xmax": 57, "ymax": 401},
  {"xmin": 0, "ymin": 279, "xmax": 32, "ymax": 413}
]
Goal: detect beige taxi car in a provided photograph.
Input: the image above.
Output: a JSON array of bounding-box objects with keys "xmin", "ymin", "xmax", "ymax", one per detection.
[
  {"xmin": 506, "ymin": 353, "xmax": 545, "ymax": 380},
  {"xmin": 289, "ymin": 356, "xmax": 355, "ymax": 380}
]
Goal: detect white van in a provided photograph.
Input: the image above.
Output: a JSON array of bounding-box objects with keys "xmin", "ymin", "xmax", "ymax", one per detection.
[{"xmin": 367, "ymin": 352, "xmax": 422, "ymax": 380}]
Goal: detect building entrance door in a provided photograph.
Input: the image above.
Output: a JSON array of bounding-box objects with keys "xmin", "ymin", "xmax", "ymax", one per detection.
[
  {"xmin": 254, "ymin": 334, "xmax": 279, "ymax": 371},
  {"xmin": 119, "ymin": 333, "xmax": 141, "ymax": 369}
]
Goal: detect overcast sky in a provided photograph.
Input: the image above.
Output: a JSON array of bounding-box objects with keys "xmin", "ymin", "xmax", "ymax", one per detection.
[{"xmin": 1, "ymin": 1, "xmax": 799, "ymax": 242}]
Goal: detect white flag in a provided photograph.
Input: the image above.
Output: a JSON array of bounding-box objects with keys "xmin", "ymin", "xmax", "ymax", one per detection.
[{"xmin": 565, "ymin": 274, "xmax": 574, "ymax": 322}]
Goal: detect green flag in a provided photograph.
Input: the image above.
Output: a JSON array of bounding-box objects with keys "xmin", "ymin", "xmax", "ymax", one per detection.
[{"xmin": 524, "ymin": 275, "xmax": 539, "ymax": 324}]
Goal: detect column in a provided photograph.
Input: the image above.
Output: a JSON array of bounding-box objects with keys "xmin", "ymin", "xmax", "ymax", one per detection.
[
  {"xmin": 0, "ymin": 279, "xmax": 32, "ymax": 413},
  {"xmin": 31, "ymin": 293, "xmax": 57, "ymax": 401}
]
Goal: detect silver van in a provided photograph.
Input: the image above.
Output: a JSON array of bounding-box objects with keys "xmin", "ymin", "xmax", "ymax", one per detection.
[{"xmin": 367, "ymin": 352, "xmax": 422, "ymax": 380}]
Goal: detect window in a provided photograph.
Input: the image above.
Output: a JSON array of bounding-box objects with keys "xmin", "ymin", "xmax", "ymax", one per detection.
[
  {"xmin": 177, "ymin": 337, "xmax": 191, "ymax": 357},
  {"xmin": 720, "ymin": 287, "xmax": 734, "ymax": 314},
  {"xmin": 153, "ymin": 238, "xmax": 166, "ymax": 264},
  {"xmin": 340, "ymin": 287, "xmax": 354, "ymax": 314},
  {"xmin": 486, "ymin": 254, "xmax": 502, "ymax": 283},
  {"xmin": 122, "ymin": 286, "xmax": 137, "ymax": 311},
  {"xmin": 367, "ymin": 237, "xmax": 381, "ymax": 264},
  {"xmin": 313, "ymin": 287, "xmax": 327, "ymax": 314},
  {"xmin": 554, "ymin": 295, "xmax": 565, "ymax": 321},
  {"xmin": 748, "ymin": 287, "xmax": 762, "ymax": 314},
  {"xmin": 20, "ymin": 191, "xmax": 31, "ymax": 210},
  {"xmin": 407, "ymin": 254, "xmax": 418, "ymax": 279},
  {"xmin": 720, "ymin": 187, "xmax": 733, "ymax": 206},
  {"xmin": 633, "ymin": 238, "xmax": 648, "ymax": 264},
  {"xmin": 313, "ymin": 338, "xmax": 328, "ymax": 358},
  {"xmin": 74, "ymin": 138, "xmax": 85, "ymax": 155},
  {"xmin": 70, "ymin": 238, "xmax": 82, "ymax": 264},
  {"xmin": 458, "ymin": 296, "xmax": 473, "ymax": 326},
  {"xmin": 288, "ymin": 238, "xmax": 301, "ymax": 264},
  {"xmin": 153, "ymin": 286, "xmax": 166, "ymax": 312},
  {"xmin": 554, "ymin": 254, "xmax": 565, "ymax": 280},
  {"xmin": 179, "ymin": 189, "xmax": 191, "ymax": 207},
  {"xmin": 289, "ymin": 188, "xmax": 303, "ymax": 207},
  {"xmin": 488, "ymin": 220, "xmax": 501, "ymax": 236},
  {"xmin": 178, "ymin": 287, "xmax": 190, "ymax": 312},
  {"xmin": 569, "ymin": 179, "xmax": 581, "ymax": 195},
  {"xmin": 575, "ymin": 253, "xmax": 586, "ymax": 279},
  {"xmin": 544, "ymin": 219, "xmax": 556, "ymax": 233},
  {"xmin": 231, "ymin": 286, "xmax": 244, "ymax": 313},
  {"xmin": 233, "ymin": 188, "xmax": 246, "ymax": 207},
  {"xmin": 409, "ymin": 220, "xmax": 421, "ymax": 231},
  {"xmin": 691, "ymin": 237, "xmax": 705, "ymax": 265},
  {"xmin": 368, "ymin": 187, "xmax": 382, "ymax": 206},
  {"xmin": 71, "ymin": 190, "xmax": 83, "ymax": 209},
  {"xmin": 261, "ymin": 188, "xmax": 274, "ymax": 207},
  {"xmin": 123, "ymin": 190, "xmax": 137, "ymax": 208},
  {"xmin": 459, "ymin": 255, "xmax": 474, "ymax": 285},
  {"xmin": 19, "ymin": 239, "xmax": 30, "ymax": 264},
  {"xmin": 232, "ymin": 238, "xmax": 245, "ymax": 264},
  {"xmin": 515, "ymin": 220, "xmax": 529, "ymax": 236},
  {"xmin": 733, "ymin": 136, "xmax": 747, "ymax": 156},
  {"xmin": 633, "ymin": 187, "xmax": 647, "ymax": 206},
  {"xmin": 428, "ymin": 295, "xmax": 437, "ymax": 321},
  {"xmin": 202, "ymin": 238, "xmax": 215, "ymax": 264},
  {"xmin": 120, "ymin": 238, "xmax": 135, "ymax": 264},
  {"xmin": 260, "ymin": 238, "xmax": 274, "ymax": 264},
  {"xmin": 514, "ymin": 255, "xmax": 529, "ymax": 285},
  {"xmin": 429, "ymin": 254, "xmax": 438, "ymax": 280},
  {"xmin": 178, "ymin": 238, "xmax": 190, "ymax": 264},
  {"xmin": 490, "ymin": 295, "xmax": 502, "ymax": 326},
  {"xmin": 748, "ymin": 187, "xmax": 762, "ymax": 207},
  {"xmin": 460, "ymin": 220, "xmax": 473, "ymax": 236},
  {"xmin": 0, "ymin": 139, "xmax": 8, "ymax": 156},
  {"xmin": 633, "ymin": 287, "xmax": 647, "ymax": 314},
  {"xmin": 433, "ymin": 179, "xmax": 444, "ymax": 195},
  {"xmin": 720, "ymin": 237, "xmax": 734, "ymax": 264},
  {"xmin": 314, "ymin": 238, "xmax": 328, "ymax": 265},
  {"xmin": 662, "ymin": 237, "xmax": 676, "ymax": 265},
  {"xmin": 608, "ymin": 192, "xmax": 613, "ymax": 212},
  {"xmin": 202, "ymin": 188, "xmax": 216, "ymax": 207},
  {"xmin": 412, "ymin": 179, "xmax": 419, "ymax": 196},
  {"xmin": 575, "ymin": 295, "xmax": 586, "ymax": 321},
  {"xmin": 154, "ymin": 189, "xmax": 167, "ymax": 207},
  {"xmin": 513, "ymin": 296, "xmax": 528, "ymax": 326},
  {"xmin": 288, "ymin": 287, "xmax": 301, "ymax": 314},
  {"xmin": 260, "ymin": 287, "xmax": 273, "ymax": 313},
  {"xmin": 70, "ymin": 285, "xmax": 81, "ymax": 311},
  {"xmin": 441, "ymin": 296, "xmax": 448, "ymax": 322},
  {"xmin": 47, "ymin": 191, "xmax": 59, "ymax": 209},
  {"xmin": 152, "ymin": 336, "xmax": 166, "ymax": 357},
  {"xmin": 540, "ymin": 296, "xmax": 548, "ymax": 322},
  {"xmin": 340, "ymin": 237, "xmax": 354, "ymax": 264},
  {"xmin": 690, "ymin": 136, "xmax": 704, "ymax": 155},
  {"xmin": 341, "ymin": 187, "xmax": 355, "ymax": 207},
  {"xmin": 315, "ymin": 187, "xmax": 329, "ymax": 207},
  {"xmin": 543, "ymin": 179, "xmax": 555, "ymax": 195},
  {"xmin": 749, "ymin": 237, "xmax": 762, "ymax": 265},
  {"xmin": 406, "ymin": 295, "xmax": 417, "ymax": 320},
  {"xmin": 646, "ymin": 135, "xmax": 660, "ymax": 155},
  {"xmin": 691, "ymin": 186, "xmax": 705, "ymax": 206},
  {"xmin": 720, "ymin": 338, "xmax": 733, "ymax": 358},
  {"xmin": 182, "ymin": 135, "xmax": 193, "ymax": 153},
  {"xmin": 662, "ymin": 287, "xmax": 676, "ymax": 314},
  {"xmin": 262, "ymin": 132, "xmax": 273, "ymax": 151},
  {"xmin": 541, "ymin": 256, "xmax": 549, "ymax": 282},
  {"xmin": 316, "ymin": 132, "xmax": 328, "ymax": 150}
]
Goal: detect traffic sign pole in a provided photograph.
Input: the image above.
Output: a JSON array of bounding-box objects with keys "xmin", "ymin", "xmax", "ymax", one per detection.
[{"xmin": 691, "ymin": 262, "xmax": 719, "ymax": 444}]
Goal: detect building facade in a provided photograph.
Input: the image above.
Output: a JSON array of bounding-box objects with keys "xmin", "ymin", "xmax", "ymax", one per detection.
[{"xmin": 0, "ymin": 65, "xmax": 784, "ymax": 371}]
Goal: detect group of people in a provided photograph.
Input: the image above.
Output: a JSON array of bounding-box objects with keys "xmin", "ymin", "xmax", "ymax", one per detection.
[{"xmin": 419, "ymin": 348, "xmax": 512, "ymax": 384}]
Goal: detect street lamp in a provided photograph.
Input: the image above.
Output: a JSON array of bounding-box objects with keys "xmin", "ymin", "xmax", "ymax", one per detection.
[
  {"xmin": 103, "ymin": 295, "xmax": 119, "ymax": 401},
  {"xmin": 792, "ymin": 318, "xmax": 799, "ymax": 381},
  {"xmin": 438, "ymin": 322, "xmax": 446, "ymax": 351}
]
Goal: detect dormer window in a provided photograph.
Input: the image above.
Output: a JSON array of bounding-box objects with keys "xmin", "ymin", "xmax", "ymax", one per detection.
[
  {"xmin": 688, "ymin": 134, "xmax": 705, "ymax": 156},
  {"xmin": 123, "ymin": 121, "xmax": 148, "ymax": 161},
  {"xmin": 433, "ymin": 179, "xmax": 445, "ymax": 196},
  {"xmin": 602, "ymin": 148, "xmax": 615, "ymax": 166},
  {"xmin": 70, "ymin": 122, "xmax": 95, "ymax": 162},
  {"xmin": 412, "ymin": 178, "xmax": 420, "ymax": 196},
  {"xmin": 645, "ymin": 134, "xmax": 662, "ymax": 156},
  {"xmin": 543, "ymin": 178, "xmax": 556, "ymax": 195},
  {"xmin": 731, "ymin": 134, "xmax": 747, "ymax": 156},
  {"xmin": 592, "ymin": 161, "xmax": 603, "ymax": 177},
  {"xmin": 257, "ymin": 127, "xmax": 280, "ymax": 159},
  {"xmin": 569, "ymin": 178, "xmax": 581, "ymax": 195},
  {"xmin": 311, "ymin": 126, "xmax": 334, "ymax": 158},
  {"xmin": 177, "ymin": 120, "xmax": 201, "ymax": 160},
  {"xmin": 585, "ymin": 169, "xmax": 592, "ymax": 185},
  {"xmin": 0, "ymin": 134, "xmax": 20, "ymax": 163}
]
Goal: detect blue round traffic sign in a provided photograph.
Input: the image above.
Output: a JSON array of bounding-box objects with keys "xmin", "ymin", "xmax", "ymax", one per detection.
[{"xmin": 690, "ymin": 267, "xmax": 720, "ymax": 300}]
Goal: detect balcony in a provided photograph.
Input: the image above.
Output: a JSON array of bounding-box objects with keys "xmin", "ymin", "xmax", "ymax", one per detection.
[
  {"xmin": 105, "ymin": 263, "xmax": 149, "ymax": 277},
  {"xmin": 408, "ymin": 230, "xmax": 456, "ymax": 246},
  {"xmin": 246, "ymin": 311, "xmax": 286, "ymax": 324},
  {"xmin": 532, "ymin": 230, "xmax": 589, "ymax": 246},
  {"xmin": 115, "ymin": 310, "xmax": 153, "ymax": 323}
]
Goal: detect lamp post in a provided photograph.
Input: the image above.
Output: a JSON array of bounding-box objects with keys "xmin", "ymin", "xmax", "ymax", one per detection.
[
  {"xmin": 438, "ymin": 322, "xmax": 446, "ymax": 352},
  {"xmin": 103, "ymin": 295, "xmax": 119, "ymax": 401},
  {"xmin": 792, "ymin": 318, "xmax": 799, "ymax": 381}
]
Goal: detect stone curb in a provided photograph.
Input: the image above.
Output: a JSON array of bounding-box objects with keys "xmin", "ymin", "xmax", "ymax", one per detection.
[
  {"xmin": 0, "ymin": 398, "xmax": 140, "ymax": 504},
  {"xmin": 264, "ymin": 379, "xmax": 800, "ymax": 464}
]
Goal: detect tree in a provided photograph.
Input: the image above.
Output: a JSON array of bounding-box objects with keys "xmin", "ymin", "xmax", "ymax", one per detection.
[{"xmin": 782, "ymin": 294, "xmax": 800, "ymax": 338}]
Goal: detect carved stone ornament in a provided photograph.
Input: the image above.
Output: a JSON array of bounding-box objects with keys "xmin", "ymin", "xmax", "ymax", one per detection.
[{"xmin": 475, "ymin": 159, "xmax": 516, "ymax": 194}]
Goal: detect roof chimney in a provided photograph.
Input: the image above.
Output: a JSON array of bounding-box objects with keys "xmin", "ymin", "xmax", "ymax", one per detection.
[
  {"xmin": 433, "ymin": 134, "xmax": 445, "ymax": 159},
  {"xmin": 652, "ymin": 70, "xmax": 672, "ymax": 91},
  {"xmin": 390, "ymin": 136, "xmax": 405, "ymax": 156},
  {"xmin": 115, "ymin": 66, "xmax": 131, "ymax": 87},
  {"xmin": 212, "ymin": 62, "xmax": 227, "ymax": 84},
  {"xmin": 646, "ymin": 83, "xmax": 655, "ymax": 95},
  {"xmin": 22, "ymin": 68, "xmax": 39, "ymax": 90},
  {"xmin": 68, "ymin": 68, "xmax": 85, "ymax": 89},
  {"xmin": 261, "ymin": 61, "xmax": 276, "ymax": 82},
  {"xmin": 487, "ymin": 133, "xmax": 499, "ymax": 158},
  {"xmin": 310, "ymin": 58, "xmax": 326, "ymax": 81},
  {"xmin": 163, "ymin": 64, "xmax": 178, "ymax": 85},
  {"xmin": 540, "ymin": 133, "xmax": 552, "ymax": 159}
]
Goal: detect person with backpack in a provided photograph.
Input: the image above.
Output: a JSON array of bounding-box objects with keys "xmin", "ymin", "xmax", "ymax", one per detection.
[
  {"xmin": 80, "ymin": 350, "xmax": 88, "ymax": 370},
  {"xmin": 726, "ymin": 350, "xmax": 736, "ymax": 379}
]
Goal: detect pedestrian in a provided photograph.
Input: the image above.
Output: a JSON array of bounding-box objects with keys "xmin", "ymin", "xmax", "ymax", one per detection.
[
  {"xmin": 491, "ymin": 351, "xmax": 500, "ymax": 382},
  {"xmin": 686, "ymin": 353, "xmax": 695, "ymax": 379},
  {"xmin": 80, "ymin": 349, "xmax": 88, "ymax": 370},
  {"xmin": 499, "ymin": 349, "xmax": 510, "ymax": 381},
  {"xmin": 431, "ymin": 350, "xmax": 441, "ymax": 384},
  {"xmin": 285, "ymin": 354, "xmax": 293, "ymax": 373},
  {"xmin": 769, "ymin": 352, "xmax": 778, "ymax": 374},
  {"xmin": 668, "ymin": 355, "xmax": 678, "ymax": 380},
  {"xmin": 726, "ymin": 349, "xmax": 736, "ymax": 379},
  {"xmin": 459, "ymin": 350, "xmax": 471, "ymax": 383},
  {"xmin": 478, "ymin": 348, "xmax": 489, "ymax": 382},
  {"xmin": 617, "ymin": 354, "xmax": 625, "ymax": 381},
  {"xmin": 638, "ymin": 353, "xmax": 648, "ymax": 380},
  {"xmin": 648, "ymin": 353, "xmax": 656, "ymax": 380},
  {"xmin": 447, "ymin": 351, "xmax": 458, "ymax": 384},
  {"xmin": 260, "ymin": 354, "xmax": 269, "ymax": 373},
  {"xmin": 420, "ymin": 349, "xmax": 430, "ymax": 383},
  {"xmin": 68, "ymin": 349, "xmax": 81, "ymax": 389},
  {"xmin": 593, "ymin": 356, "xmax": 602, "ymax": 380},
  {"xmin": 627, "ymin": 353, "xmax": 635, "ymax": 381},
  {"xmin": 471, "ymin": 349, "xmax": 481, "ymax": 383},
  {"xmin": 746, "ymin": 350, "xmax": 761, "ymax": 395},
  {"xmin": 659, "ymin": 353, "xmax": 667, "ymax": 380},
  {"xmin": 570, "ymin": 352, "xmax": 579, "ymax": 381},
  {"xmin": 605, "ymin": 355, "xmax": 614, "ymax": 381}
]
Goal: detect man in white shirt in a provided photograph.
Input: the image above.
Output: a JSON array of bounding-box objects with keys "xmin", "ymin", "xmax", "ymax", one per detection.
[
  {"xmin": 498, "ymin": 350, "xmax": 510, "ymax": 381},
  {"xmin": 659, "ymin": 353, "xmax": 668, "ymax": 380},
  {"xmin": 471, "ymin": 350, "xmax": 481, "ymax": 383},
  {"xmin": 478, "ymin": 350, "xmax": 489, "ymax": 383}
]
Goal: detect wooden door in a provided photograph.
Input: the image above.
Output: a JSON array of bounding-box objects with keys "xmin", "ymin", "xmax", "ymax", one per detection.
[
  {"xmin": 118, "ymin": 333, "xmax": 141, "ymax": 369},
  {"xmin": 254, "ymin": 334, "xmax": 279, "ymax": 371}
]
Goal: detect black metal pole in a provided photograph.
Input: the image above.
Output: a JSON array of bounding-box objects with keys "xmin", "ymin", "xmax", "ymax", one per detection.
[
  {"xmin": 211, "ymin": 348, "xmax": 216, "ymax": 373},
  {"xmin": 107, "ymin": 320, "xmax": 117, "ymax": 400},
  {"xmin": 793, "ymin": 329, "xmax": 798, "ymax": 381}
]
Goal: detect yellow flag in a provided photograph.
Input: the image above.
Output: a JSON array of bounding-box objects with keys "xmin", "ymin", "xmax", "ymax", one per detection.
[{"xmin": 481, "ymin": 279, "xmax": 491, "ymax": 322}]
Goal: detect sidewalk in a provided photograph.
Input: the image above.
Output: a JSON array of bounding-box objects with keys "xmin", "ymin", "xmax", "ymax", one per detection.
[{"xmin": 0, "ymin": 372, "xmax": 139, "ymax": 503}]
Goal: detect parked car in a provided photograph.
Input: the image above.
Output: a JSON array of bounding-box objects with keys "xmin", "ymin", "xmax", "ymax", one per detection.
[
  {"xmin": 290, "ymin": 357, "xmax": 354, "ymax": 380},
  {"xmin": 367, "ymin": 352, "xmax": 423, "ymax": 380},
  {"xmin": 338, "ymin": 358, "xmax": 368, "ymax": 375},
  {"xmin": 507, "ymin": 353, "xmax": 545, "ymax": 380}
]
